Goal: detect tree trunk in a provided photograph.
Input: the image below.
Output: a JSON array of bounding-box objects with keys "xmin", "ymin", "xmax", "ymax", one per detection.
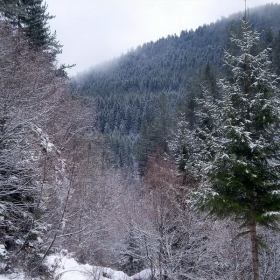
[{"xmin": 250, "ymin": 221, "xmax": 260, "ymax": 280}]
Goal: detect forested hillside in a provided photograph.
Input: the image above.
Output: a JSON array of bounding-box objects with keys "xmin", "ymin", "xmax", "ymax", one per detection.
[
  {"xmin": 74, "ymin": 3, "xmax": 280, "ymax": 172},
  {"xmin": 2, "ymin": 2, "xmax": 280, "ymax": 280}
]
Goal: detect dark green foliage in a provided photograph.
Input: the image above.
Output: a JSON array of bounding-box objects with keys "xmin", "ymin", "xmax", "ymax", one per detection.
[
  {"xmin": 197, "ymin": 16, "xmax": 280, "ymax": 223},
  {"xmin": 0, "ymin": 0, "xmax": 60, "ymax": 55},
  {"xmin": 22, "ymin": 0, "xmax": 59, "ymax": 53}
]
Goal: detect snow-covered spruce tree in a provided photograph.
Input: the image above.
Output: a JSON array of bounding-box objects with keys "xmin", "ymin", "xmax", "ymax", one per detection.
[
  {"xmin": 169, "ymin": 114, "xmax": 200, "ymax": 185},
  {"xmin": 169, "ymin": 83, "xmax": 219, "ymax": 187},
  {"xmin": 196, "ymin": 17, "xmax": 280, "ymax": 280}
]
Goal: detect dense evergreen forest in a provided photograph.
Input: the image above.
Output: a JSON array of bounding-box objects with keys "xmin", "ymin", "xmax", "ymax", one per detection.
[
  {"xmin": 2, "ymin": 1, "xmax": 280, "ymax": 279},
  {"xmin": 74, "ymin": 3, "xmax": 280, "ymax": 173}
]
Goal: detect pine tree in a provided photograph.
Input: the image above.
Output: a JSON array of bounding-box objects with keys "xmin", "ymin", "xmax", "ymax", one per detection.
[
  {"xmin": 23, "ymin": 0, "xmax": 59, "ymax": 52},
  {"xmin": 0, "ymin": 0, "xmax": 60, "ymax": 55},
  {"xmin": 196, "ymin": 15, "xmax": 280, "ymax": 280}
]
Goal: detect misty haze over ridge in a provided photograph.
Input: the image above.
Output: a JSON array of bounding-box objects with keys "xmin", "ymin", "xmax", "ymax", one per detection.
[{"xmin": 74, "ymin": 2, "xmax": 276, "ymax": 77}]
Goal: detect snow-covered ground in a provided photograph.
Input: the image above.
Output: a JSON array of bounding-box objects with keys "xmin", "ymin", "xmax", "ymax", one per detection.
[{"xmin": 0, "ymin": 250, "xmax": 153, "ymax": 280}]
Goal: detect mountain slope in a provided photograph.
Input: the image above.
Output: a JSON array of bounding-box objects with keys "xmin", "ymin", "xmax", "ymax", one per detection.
[{"xmin": 73, "ymin": 3, "xmax": 280, "ymax": 171}]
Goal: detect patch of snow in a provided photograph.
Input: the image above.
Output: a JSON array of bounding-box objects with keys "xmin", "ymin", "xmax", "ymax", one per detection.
[
  {"xmin": 263, "ymin": 211, "xmax": 280, "ymax": 217},
  {"xmin": 46, "ymin": 250, "xmax": 134, "ymax": 280},
  {"xmin": 130, "ymin": 269, "xmax": 152, "ymax": 280},
  {"xmin": 46, "ymin": 252, "xmax": 95, "ymax": 280},
  {"xmin": 110, "ymin": 271, "xmax": 130, "ymax": 280},
  {"xmin": 0, "ymin": 250, "xmax": 153, "ymax": 280},
  {"xmin": 0, "ymin": 272, "xmax": 26, "ymax": 280},
  {"xmin": 0, "ymin": 245, "xmax": 8, "ymax": 260}
]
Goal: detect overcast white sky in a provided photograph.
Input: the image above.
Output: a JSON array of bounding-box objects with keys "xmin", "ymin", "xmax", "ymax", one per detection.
[{"xmin": 46, "ymin": 0, "xmax": 280, "ymax": 76}]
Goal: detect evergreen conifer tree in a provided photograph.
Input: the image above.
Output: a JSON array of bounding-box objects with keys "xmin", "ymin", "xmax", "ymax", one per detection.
[
  {"xmin": 0, "ymin": 0, "xmax": 60, "ymax": 55},
  {"xmin": 22, "ymin": 0, "xmax": 59, "ymax": 52},
  {"xmin": 196, "ymin": 14, "xmax": 280, "ymax": 280}
]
